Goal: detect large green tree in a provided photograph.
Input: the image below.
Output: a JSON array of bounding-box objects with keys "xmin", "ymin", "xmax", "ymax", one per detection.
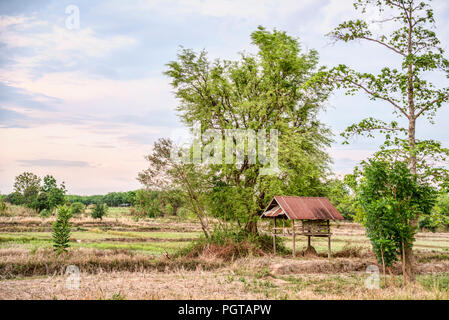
[
  {"xmin": 13, "ymin": 172, "xmax": 41, "ymax": 206},
  {"xmin": 164, "ymin": 27, "xmax": 332, "ymax": 233},
  {"xmin": 318, "ymin": 0, "xmax": 449, "ymax": 281}
]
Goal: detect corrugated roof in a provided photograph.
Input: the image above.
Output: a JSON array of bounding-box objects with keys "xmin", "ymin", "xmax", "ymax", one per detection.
[
  {"xmin": 261, "ymin": 196, "xmax": 344, "ymax": 220},
  {"xmin": 264, "ymin": 206, "xmax": 284, "ymax": 217}
]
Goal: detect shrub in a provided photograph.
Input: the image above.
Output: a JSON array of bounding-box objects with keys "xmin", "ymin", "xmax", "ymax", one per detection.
[
  {"xmin": 70, "ymin": 202, "xmax": 86, "ymax": 215},
  {"xmin": 52, "ymin": 206, "xmax": 71, "ymax": 255},
  {"xmin": 31, "ymin": 191, "xmax": 49, "ymax": 212},
  {"xmin": 354, "ymin": 159, "xmax": 437, "ymax": 274},
  {"xmin": 0, "ymin": 199, "xmax": 8, "ymax": 216},
  {"xmin": 177, "ymin": 227, "xmax": 287, "ymax": 261},
  {"xmin": 91, "ymin": 203, "xmax": 108, "ymax": 220},
  {"xmin": 39, "ymin": 208, "xmax": 52, "ymax": 218}
]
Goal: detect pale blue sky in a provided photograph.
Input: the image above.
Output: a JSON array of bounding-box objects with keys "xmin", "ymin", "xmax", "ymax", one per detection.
[{"xmin": 0, "ymin": 0, "xmax": 448, "ymax": 194}]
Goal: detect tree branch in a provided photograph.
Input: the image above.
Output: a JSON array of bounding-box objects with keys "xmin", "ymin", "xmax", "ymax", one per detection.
[
  {"xmin": 360, "ymin": 36, "xmax": 406, "ymax": 57},
  {"xmin": 344, "ymin": 78, "xmax": 409, "ymax": 118},
  {"xmin": 415, "ymin": 94, "xmax": 449, "ymax": 118}
]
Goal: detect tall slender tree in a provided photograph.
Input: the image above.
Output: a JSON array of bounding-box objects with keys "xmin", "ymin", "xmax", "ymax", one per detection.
[{"xmin": 320, "ymin": 0, "xmax": 449, "ymax": 281}]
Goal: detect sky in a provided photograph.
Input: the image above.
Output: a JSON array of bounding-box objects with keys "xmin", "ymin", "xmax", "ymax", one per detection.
[{"xmin": 0, "ymin": 0, "xmax": 448, "ymax": 195}]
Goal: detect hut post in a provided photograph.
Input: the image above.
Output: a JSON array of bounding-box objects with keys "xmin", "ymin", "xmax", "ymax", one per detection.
[
  {"xmin": 307, "ymin": 236, "xmax": 311, "ymax": 248},
  {"xmin": 292, "ymin": 219, "xmax": 296, "ymax": 257},
  {"xmin": 327, "ymin": 220, "xmax": 331, "ymax": 259},
  {"xmin": 273, "ymin": 217, "xmax": 276, "ymax": 254}
]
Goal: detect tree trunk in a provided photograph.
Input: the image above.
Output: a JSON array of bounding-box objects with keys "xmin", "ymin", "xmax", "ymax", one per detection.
[
  {"xmin": 177, "ymin": 166, "xmax": 211, "ymax": 238},
  {"xmin": 404, "ymin": 117, "xmax": 417, "ymax": 282},
  {"xmin": 405, "ymin": 6, "xmax": 417, "ymax": 280},
  {"xmin": 245, "ymin": 219, "xmax": 258, "ymax": 234},
  {"xmin": 388, "ymin": 267, "xmax": 395, "ymax": 287}
]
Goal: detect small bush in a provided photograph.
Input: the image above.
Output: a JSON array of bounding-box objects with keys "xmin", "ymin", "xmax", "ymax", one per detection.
[
  {"xmin": 177, "ymin": 227, "xmax": 287, "ymax": 261},
  {"xmin": 332, "ymin": 243, "xmax": 368, "ymax": 258},
  {"xmin": 0, "ymin": 200, "xmax": 8, "ymax": 216},
  {"xmin": 91, "ymin": 203, "xmax": 108, "ymax": 220},
  {"xmin": 39, "ymin": 208, "xmax": 52, "ymax": 218},
  {"xmin": 70, "ymin": 202, "xmax": 86, "ymax": 215},
  {"xmin": 52, "ymin": 206, "xmax": 71, "ymax": 255}
]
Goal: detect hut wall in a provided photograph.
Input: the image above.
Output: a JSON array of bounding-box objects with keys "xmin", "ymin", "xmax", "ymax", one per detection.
[{"xmin": 301, "ymin": 220, "xmax": 330, "ymax": 234}]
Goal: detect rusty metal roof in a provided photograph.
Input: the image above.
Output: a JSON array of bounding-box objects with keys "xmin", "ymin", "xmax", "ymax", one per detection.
[
  {"xmin": 263, "ymin": 205, "xmax": 284, "ymax": 217},
  {"xmin": 261, "ymin": 196, "xmax": 344, "ymax": 220}
]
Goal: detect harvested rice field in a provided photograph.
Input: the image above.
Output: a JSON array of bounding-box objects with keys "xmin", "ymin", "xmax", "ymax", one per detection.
[{"xmin": 1, "ymin": 210, "xmax": 449, "ymax": 300}]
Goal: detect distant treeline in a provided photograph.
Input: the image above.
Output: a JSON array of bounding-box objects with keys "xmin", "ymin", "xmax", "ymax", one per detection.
[{"xmin": 66, "ymin": 191, "xmax": 137, "ymax": 207}]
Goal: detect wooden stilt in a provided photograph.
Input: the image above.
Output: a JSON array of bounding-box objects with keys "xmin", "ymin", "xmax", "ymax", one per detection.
[
  {"xmin": 292, "ymin": 220, "xmax": 296, "ymax": 257},
  {"xmin": 307, "ymin": 236, "xmax": 311, "ymax": 248},
  {"xmin": 273, "ymin": 217, "xmax": 276, "ymax": 254},
  {"xmin": 327, "ymin": 220, "xmax": 331, "ymax": 259}
]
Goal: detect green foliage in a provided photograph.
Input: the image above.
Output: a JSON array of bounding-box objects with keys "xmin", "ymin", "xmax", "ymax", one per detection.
[
  {"xmin": 13, "ymin": 172, "xmax": 41, "ymax": 206},
  {"xmin": 10, "ymin": 173, "xmax": 66, "ymax": 212},
  {"xmin": 354, "ymin": 160, "xmax": 437, "ymax": 267},
  {"xmin": 0, "ymin": 198, "xmax": 8, "ymax": 216},
  {"xmin": 66, "ymin": 191, "xmax": 136, "ymax": 207},
  {"xmin": 162, "ymin": 26, "xmax": 332, "ymax": 233},
  {"xmin": 134, "ymin": 189, "xmax": 158, "ymax": 217},
  {"xmin": 315, "ymin": 0, "xmax": 449, "ymax": 185},
  {"xmin": 31, "ymin": 192, "xmax": 49, "ymax": 212},
  {"xmin": 419, "ymin": 193, "xmax": 449, "ymax": 232},
  {"xmin": 433, "ymin": 193, "xmax": 449, "ymax": 229},
  {"xmin": 70, "ymin": 202, "xmax": 86, "ymax": 215},
  {"xmin": 39, "ymin": 208, "xmax": 52, "ymax": 218},
  {"xmin": 314, "ymin": 0, "xmax": 449, "ymax": 279},
  {"xmin": 103, "ymin": 191, "xmax": 134, "ymax": 207},
  {"xmin": 138, "ymin": 138, "xmax": 212, "ymax": 237},
  {"xmin": 52, "ymin": 206, "xmax": 71, "ymax": 254},
  {"xmin": 5, "ymin": 192, "xmax": 24, "ymax": 205},
  {"xmin": 207, "ymin": 179, "xmax": 255, "ymax": 227},
  {"xmin": 133, "ymin": 189, "xmax": 184, "ymax": 218},
  {"xmin": 47, "ymin": 182, "xmax": 66, "ymax": 210},
  {"xmin": 324, "ymin": 179, "xmax": 358, "ymax": 221},
  {"xmin": 177, "ymin": 226, "xmax": 287, "ymax": 259},
  {"xmin": 91, "ymin": 202, "xmax": 108, "ymax": 220}
]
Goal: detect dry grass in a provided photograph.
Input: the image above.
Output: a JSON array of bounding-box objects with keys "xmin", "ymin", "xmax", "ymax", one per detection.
[
  {"xmin": 0, "ymin": 248, "xmax": 222, "ymax": 280},
  {"xmin": 182, "ymin": 241, "xmax": 268, "ymax": 262},
  {"xmin": 0, "ymin": 216, "xmax": 202, "ymax": 233},
  {"xmin": 0, "ymin": 205, "xmax": 37, "ymax": 217},
  {"xmin": 1, "ymin": 215, "xmax": 449, "ymax": 299},
  {"xmin": 2, "ymin": 245, "xmax": 448, "ymax": 281},
  {"xmin": 1, "ymin": 267, "xmax": 448, "ymax": 300}
]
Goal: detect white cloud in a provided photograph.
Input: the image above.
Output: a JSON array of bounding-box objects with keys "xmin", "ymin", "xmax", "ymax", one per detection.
[
  {"xmin": 0, "ymin": 14, "xmax": 136, "ymax": 88},
  {"xmin": 0, "ymin": 15, "xmax": 48, "ymax": 29},
  {"xmin": 2, "ymin": 26, "xmax": 134, "ymax": 56},
  {"xmin": 6, "ymin": 71, "xmax": 174, "ymax": 111},
  {"xmin": 100, "ymin": 0, "xmax": 316, "ymax": 20}
]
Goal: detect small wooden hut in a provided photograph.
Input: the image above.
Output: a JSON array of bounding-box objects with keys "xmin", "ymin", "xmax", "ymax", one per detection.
[{"xmin": 260, "ymin": 196, "xmax": 344, "ymax": 258}]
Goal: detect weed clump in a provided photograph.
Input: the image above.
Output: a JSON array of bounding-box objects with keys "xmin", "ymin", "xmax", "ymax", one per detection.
[
  {"xmin": 176, "ymin": 228, "xmax": 288, "ymax": 261},
  {"xmin": 332, "ymin": 244, "xmax": 368, "ymax": 258}
]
